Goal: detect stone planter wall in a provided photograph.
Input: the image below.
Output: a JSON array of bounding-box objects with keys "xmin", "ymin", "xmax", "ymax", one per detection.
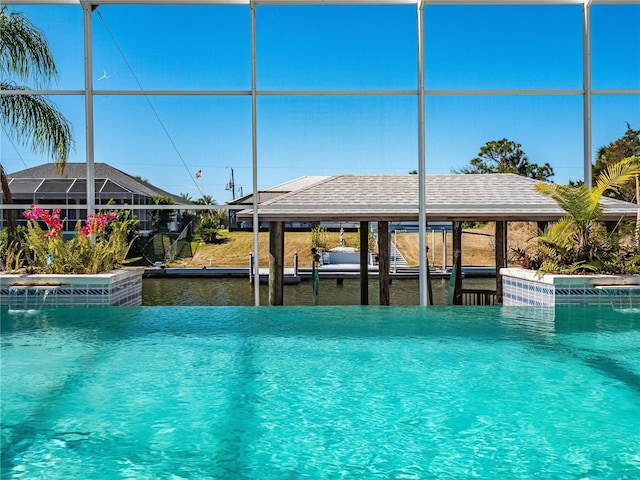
[
  {"xmin": 0, "ymin": 268, "xmax": 144, "ymax": 308},
  {"xmin": 501, "ymin": 267, "xmax": 640, "ymax": 308}
]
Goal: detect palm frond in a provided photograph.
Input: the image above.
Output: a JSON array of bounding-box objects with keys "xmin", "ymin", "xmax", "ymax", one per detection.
[
  {"xmin": 535, "ymin": 183, "xmax": 595, "ymax": 224},
  {"xmin": 593, "ymin": 156, "xmax": 640, "ymax": 200},
  {"xmin": 0, "ymin": 6, "xmax": 58, "ymax": 88},
  {"xmin": 0, "ymin": 82, "xmax": 74, "ymax": 170},
  {"xmin": 537, "ymin": 216, "xmax": 575, "ymax": 246}
]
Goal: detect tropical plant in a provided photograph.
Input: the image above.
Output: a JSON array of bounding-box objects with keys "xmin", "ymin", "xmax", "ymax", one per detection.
[
  {"xmin": 593, "ymin": 123, "xmax": 640, "ymax": 202},
  {"xmin": 195, "ymin": 211, "xmax": 222, "ymax": 243},
  {"xmin": 149, "ymin": 194, "xmax": 175, "ymax": 232},
  {"xmin": 0, "ymin": 6, "xmax": 74, "ymax": 246},
  {"xmin": 178, "ymin": 210, "xmax": 198, "ymax": 235},
  {"xmin": 515, "ymin": 157, "xmax": 640, "ymax": 274},
  {"xmin": 310, "ymin": 225, "xmax": 329, "ymax": 251},
  {"xmin": 195, "ymin": 194, "xmax": 217, "ymax": 206},
  {"xmin": 0, "ymin": 225, "xmax": 26, "ymax": 271},
  {"xmin": 205, "ymin": 208, "xmax": 227, "ymax": 230},
  {"xmin": 19, "ymin": 205, "xmax": 137, "ymax": 274},
  {"xmin": 109, "ymin": 207, "xmax": 141, "ymax": 258}
]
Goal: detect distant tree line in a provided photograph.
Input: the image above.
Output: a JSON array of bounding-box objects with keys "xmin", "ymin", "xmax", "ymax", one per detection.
[
  {"xmin": 592, "ymin": 123, "xmax": 640, "ymax": 203},
  {"xmin": 456, "ymin": 124, "xmax": 639, "ymax": 203},
  {"xmin": 454, "ymin": 138, "xmax": 554, "ymax": 181}
]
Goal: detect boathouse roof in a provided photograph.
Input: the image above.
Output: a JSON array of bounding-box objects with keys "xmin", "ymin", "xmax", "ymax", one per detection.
[{"xmin": 238, "ymin": 173, "xmax": 639, "ymax": 222}]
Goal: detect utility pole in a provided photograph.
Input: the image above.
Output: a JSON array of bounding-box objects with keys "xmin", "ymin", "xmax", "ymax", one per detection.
[{"xmin": 226, "ymin": 166, "xmax": 236, "ymax": 200}]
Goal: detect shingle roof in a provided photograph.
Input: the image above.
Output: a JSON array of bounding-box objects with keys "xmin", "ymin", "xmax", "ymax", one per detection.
[
  {"xmin": 227, "ymin": 176, "xmax": 328, "ymax": 206},
  {"xmin": 228, "ymin": 191, "xmax": 289, "ymax": 206},
  {"xmin": 265, "ymin": 176, "xmax": 329, "ymax": 192},
  {"xmin": 240, "ymin": 174, "xmax": 639, "ymax": 222},
  {"xmin": 5, "ymin": 163, "xmax": 190, "ymax": 205}
]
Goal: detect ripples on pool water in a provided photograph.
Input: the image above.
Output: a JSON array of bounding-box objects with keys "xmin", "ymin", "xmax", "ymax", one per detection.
[{"xmin": 1, "ymin": 306, "xmax": 639, "ymax": 479}]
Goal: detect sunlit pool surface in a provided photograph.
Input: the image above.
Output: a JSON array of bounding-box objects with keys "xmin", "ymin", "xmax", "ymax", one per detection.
[{"xmin": 2, "ymin": 306, "xmax": 639, "ymax": 479}]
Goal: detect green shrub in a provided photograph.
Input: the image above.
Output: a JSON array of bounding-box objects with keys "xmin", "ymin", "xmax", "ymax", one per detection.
[
  {"xmin": 19, "ymin": 205, "xmax": 137, "ymax": 274},
  {"xmin": 310, "ymin": 225, "xmax": 329, "ymax": 251},
  {"xmin": 515, "ymin": 156, "xmax": 640, "ymax": 274},
  {"xmin": 195, "ymin": 212, "xmax": 221, "ymax": 243}
]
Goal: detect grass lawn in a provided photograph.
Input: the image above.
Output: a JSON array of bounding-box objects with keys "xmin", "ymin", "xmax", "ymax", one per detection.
[{"xmin": 169, "ymin": 223, "xmax": 536, "ymax": 268}]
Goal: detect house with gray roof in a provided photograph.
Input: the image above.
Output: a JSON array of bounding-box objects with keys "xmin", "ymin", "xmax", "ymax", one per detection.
[
  {"xmin": 1, "ymin": 163, "xmax": 191, "ymax": 232},
  {"xmin": 227, "ymin": 176, "xmax": 329, "ymax": 230}
]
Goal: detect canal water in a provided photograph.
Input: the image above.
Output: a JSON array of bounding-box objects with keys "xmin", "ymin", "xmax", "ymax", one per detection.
[{"xmin": 142, "ymin": 277, "xmax": 496, "ymax": 306}]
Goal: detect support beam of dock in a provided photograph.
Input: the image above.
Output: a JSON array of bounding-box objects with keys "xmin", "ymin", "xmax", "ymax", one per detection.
[
  {"xmin": 452, "ymin": 221, "xmax": 463, "ymax": 305},
  {"xmin": 269, "ymin": 221, "xmax": 284, "ymax": 306},
  {"xmin": 360, "ymin": 221, "xmax": 369, "ymax": 305},
  {"xmin": 378, "ymin": 221, "xmax": 390, "ymax": 306},
  {"xmin": 495, "ymin": 221, "xmax": 508, "ymax": 304}
]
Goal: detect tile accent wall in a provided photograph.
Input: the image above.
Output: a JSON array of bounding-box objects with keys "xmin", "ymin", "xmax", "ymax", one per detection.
[
  {"xmin": 503, "ymin": 275, "xmax": 556, "ymax": 306},
  {"xmin": 501, "ymin": 268, "xmax": 640, "ymax": 308},
  {"xmin": 0, "ymin": 269, "xmax": 143, "ymax": 308}
]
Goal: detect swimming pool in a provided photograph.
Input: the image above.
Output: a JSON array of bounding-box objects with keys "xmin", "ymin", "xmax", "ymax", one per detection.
[{"xmin": 1, "ymin": 306, "xmax": 639, "ymax": 479}]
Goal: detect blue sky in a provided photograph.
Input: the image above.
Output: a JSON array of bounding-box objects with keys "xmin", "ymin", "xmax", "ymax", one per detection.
[{"xmin": 1, "ymin": 2, "xmax": 639, "ymax": 204}]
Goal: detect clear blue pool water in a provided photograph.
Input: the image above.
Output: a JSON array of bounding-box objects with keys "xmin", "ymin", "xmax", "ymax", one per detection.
[{"xmin": 1, "ymin": 306, "xmax": 639, "ymax": 479}]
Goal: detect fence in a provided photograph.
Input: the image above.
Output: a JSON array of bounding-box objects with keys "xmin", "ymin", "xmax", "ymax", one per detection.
[{"xmin": 164, "ymin": 222, "xmax": 192, "ymax": 264}]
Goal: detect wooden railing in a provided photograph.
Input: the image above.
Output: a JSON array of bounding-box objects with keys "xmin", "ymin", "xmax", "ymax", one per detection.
[{"xmin": 461, "ymin": 289, "xmax": 497, "ymax": 306}]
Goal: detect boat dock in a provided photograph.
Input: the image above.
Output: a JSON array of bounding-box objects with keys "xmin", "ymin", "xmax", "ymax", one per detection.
[{"xmin": 144, "ymin": 265, "xmax": 496, "ymax": 282}]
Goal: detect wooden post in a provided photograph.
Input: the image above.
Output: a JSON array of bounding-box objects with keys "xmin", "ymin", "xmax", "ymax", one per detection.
[
  {"xmin": 378, "ymin": 221, "xmax": 390, "ymax": 306},
  {"xmin": 452, "ymin": 221, "xmax": 463, "ymax": 305},
  {"xmin": 249, "ymin": 252, "xmax": 254, "ymax": 283},
  {"xmin": 495, "ymin": 221, "xmax": 508, "ymax": 304},
  {"xmin": 268, "ymin": 221, "xmax": 284, "ymax": 306},
  {"xmin": 442, "ymin": 227, "xmax": 447, "ymax": 270},
  {"xmin": 360, "ymin": 221, "xmax": 369, "ymax": 305}
]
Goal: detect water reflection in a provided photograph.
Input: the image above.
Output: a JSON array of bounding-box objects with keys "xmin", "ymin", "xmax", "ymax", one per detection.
[{"xmin": 142, "ymin": 277, "xmax": 497, "ymax": 306}]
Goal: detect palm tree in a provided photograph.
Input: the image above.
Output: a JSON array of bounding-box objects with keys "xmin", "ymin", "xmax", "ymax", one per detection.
[
  {"xmin": 195, "ymin": 195, "xmax": 217, "ymax": 206},
  {"xmin": 1, "ymin": 6, "xmax": 74, "ymax": 245},
  {"xmin": 194, "ymin": 194, "xmax": 227, "ymax": 230},
  {"xmin": 532, "ymin": 156, "xmax": 640, "ymax": 272}
]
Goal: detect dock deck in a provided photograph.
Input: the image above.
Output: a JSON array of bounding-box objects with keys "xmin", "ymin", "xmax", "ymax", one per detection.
[{"xmin": 145, "ymin": 265, "xmax": 496, "ymax": 280}]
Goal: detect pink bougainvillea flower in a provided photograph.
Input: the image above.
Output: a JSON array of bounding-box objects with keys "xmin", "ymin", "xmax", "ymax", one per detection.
[
  {"xmin": 24, "ymin": 206, "xmax": 119, "ymax": 239},
  {"xmin": 22, "ymin": 205, "xmax": 63, "ymax": 238},
  {"xmin": 80, "ymin": 211, "xmax": 118, "ymax": 236}
]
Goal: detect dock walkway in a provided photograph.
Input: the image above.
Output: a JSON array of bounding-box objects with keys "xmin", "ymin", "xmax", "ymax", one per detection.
[{"xmin": 145, "ymin": 265, "xmax": 495, "ymax": 280}]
